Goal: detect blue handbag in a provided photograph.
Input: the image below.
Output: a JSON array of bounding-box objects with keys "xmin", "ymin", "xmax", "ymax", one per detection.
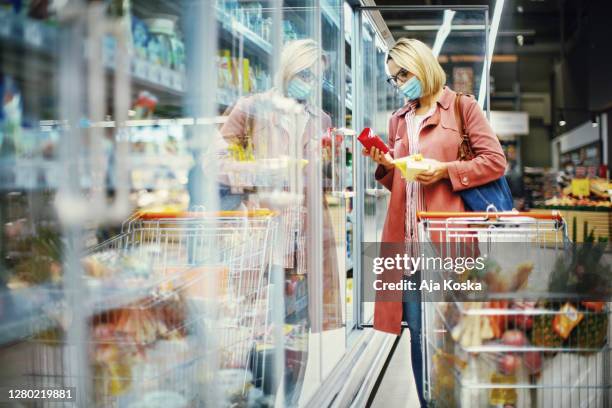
[{"xmin": 454, "ymin": 93, "xmax": 514, "ymax": 211}]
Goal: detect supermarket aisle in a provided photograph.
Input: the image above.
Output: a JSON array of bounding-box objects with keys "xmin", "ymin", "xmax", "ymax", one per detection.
[{"xmin": 369, "ymin": 330, "xmax": 420, "ymax": 408}]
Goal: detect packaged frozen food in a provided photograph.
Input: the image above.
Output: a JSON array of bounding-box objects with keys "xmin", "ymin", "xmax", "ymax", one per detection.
[
  {"xmin": 392, "ymin": 154, "xmax": 437, "ymax": 181},
  {"xmin": 552, "ymin": 302, "xmax": 583, "ymax": 339}
]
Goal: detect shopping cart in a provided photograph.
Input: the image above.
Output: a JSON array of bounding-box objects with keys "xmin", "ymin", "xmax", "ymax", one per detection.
[
  {"xmin": 418, "ymin": 211, "xmax": 611, "ymax": 408},
  {"xmin": 25, "ymin": 210, "xmax": 278, "ymax": 407}
]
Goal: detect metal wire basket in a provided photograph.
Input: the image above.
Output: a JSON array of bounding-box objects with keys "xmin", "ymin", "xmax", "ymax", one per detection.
[
  {"xmin": 418, "ymin": 211, "xmax": 611, "ymax": 408},
  {"xmin": 23, "ymin": 210, "xmax": 277, "ymax": 407}
]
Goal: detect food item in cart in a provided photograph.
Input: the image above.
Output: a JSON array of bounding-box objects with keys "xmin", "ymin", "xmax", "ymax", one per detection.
[
  {"xmin": 82, "ymin": 256, "xmax": 111, "ymax": 278},
  {"xmin": 502, "ymin": 330, "xmax": 528, "ymax": 347},
  {"xmin": 531, "ymin": 310, "xmax": 564, "ymax": 348},
  {"xmin": 81, "ymin": 248, "xmax": 153, "ymax": 280},
  {"xmin": 498, "ymin": 353, "xmax": 521, "ymax": 375},
  {"xmin": 489, "ymin": 372, "xmax": 518, "ymax": 407},
  {"xmin": 567, "ymin": 309, "xmax": 608, "ymax": 352},
  {"xmin": 509, "ymin": 301, "xmax": 536, "ymax": 330},
  {"xmin": 482, "ymin": 261, "xmax": 534, "ymax": 293},
  {"xmin": 552, "ymin": 302, "xmax": 584, "ymax": 339},
  {"xmin": 523, "ymin": 351, "xmax": 543, "ymax": 374},
  {"xmin": 93, "ymin": 344, "xmax": 133, "ymax": 396},
  {"xmin": 392, "ymin": 154, "xmax": 438, "ymax": 181},
  {"xmin": 451, "ymin": 303, "xmax": 495, "ymax": 348},
  {"xmin": 357, "ymin": 127, "xmax": 389, "ymax": 154},
  {"xmin": 114, "ymin": 307, "xmax": 167, "ymax": 345},
  {"xmin": 511, "ymin": 263, "xmax": 533, "ymax": 291},
  {"xmin": 581, "ymin": 301, "xmax": 605, "ymax": 312},
  {"xmin": 488, "ymin": 300, "xmax": 510, "ymax": 338}
]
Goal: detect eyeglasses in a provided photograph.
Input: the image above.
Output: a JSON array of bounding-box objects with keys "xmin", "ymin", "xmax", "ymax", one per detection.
[
  {"xmin": 386, "ymin": 68, "xmax": 410, "ymax": 87},
  {"xmin": 296, "ymin": 68, "xmax": 319, "ymax": 83}
]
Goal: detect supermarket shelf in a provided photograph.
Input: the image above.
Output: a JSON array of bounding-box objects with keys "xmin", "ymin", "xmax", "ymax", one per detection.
[
  {"xmin": 0, "ymin": 9, "xmax": 56, "ymax": 50},
  {"xmin": 216, "ymin": 8, "xmax": 272, "ymax": 57},
  {"xmin": 0, "ymin": 156, "xmax": 191, "ymax": 191},
  {"xmin": 104, "ymin": 50, "xmax": 185, "ymax": 95},
  {"xmin": 0, "ymin": 9, "xmax": 186, "ymax": 96}
]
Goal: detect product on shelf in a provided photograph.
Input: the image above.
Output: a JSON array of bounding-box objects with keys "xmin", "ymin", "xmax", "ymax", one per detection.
[
  {"xmin": 0, "ymin": 75, "xmax": 23, "ymax": 157},
  {"xmin": 131, "ymin": 16, "xmax": 150, "ymax": 60},
  {"xmin": 132, "ymin": 90, "xmax": 158, "ymax": 119},
  {"xmin": 145, "ymin": 16, "xmax": 183, "ymax": 70},
  {"xmin": 541, "ymin": 177, "xmax": 611, "ymax": 210}
]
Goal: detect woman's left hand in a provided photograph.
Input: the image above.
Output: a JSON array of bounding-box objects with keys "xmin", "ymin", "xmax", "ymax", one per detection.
[{"xmin": 415, "ymin": 160, "xmax": 449, "ymax": 185}]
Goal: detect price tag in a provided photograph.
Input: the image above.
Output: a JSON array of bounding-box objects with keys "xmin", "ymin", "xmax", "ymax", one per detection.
[
  {"xmin": 24, "ymin": 21, "xmax": 43, "ymax": 47},
  {"xmin": 571, "ymin": 178, "xmax": 590, "ymax": 197}
]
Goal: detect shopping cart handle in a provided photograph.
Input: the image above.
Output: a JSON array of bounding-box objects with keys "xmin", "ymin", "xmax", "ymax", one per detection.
[
  {"xmin": 417, "ymin": 210, "xmax": 563, "ymax": 221},
  {"xmin": 136, "ymin": 209, "xmax": 277, "ymax": 219}
]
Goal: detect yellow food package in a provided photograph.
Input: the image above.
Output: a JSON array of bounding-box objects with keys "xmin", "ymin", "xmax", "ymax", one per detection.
[
  {"xmin": 489, "ymin": 372, "xmax": 517, "ymax": 405},
  {"xmin": 393, "ymin": 154, "xmax": 436, "ymax": 181},
  {"xmin": 553, "ymin": 302, "xmax": 584, "ymax": 339}
]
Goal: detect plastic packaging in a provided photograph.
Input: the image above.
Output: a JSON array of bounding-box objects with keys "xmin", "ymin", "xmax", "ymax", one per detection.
[{"xmin": 392, "ymin": 154, "xmax": 436, "ymax": 181}]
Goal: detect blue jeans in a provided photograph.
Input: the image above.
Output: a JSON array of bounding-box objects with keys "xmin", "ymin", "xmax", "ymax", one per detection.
[{"xmin": 403, "ymin": 276, "xmax": 425, "ymax": 407}]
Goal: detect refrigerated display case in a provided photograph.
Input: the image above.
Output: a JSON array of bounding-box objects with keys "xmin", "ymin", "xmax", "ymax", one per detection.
[{"xmin": 0, "ymin": 0, "xmax": 388, "ymax": 406}]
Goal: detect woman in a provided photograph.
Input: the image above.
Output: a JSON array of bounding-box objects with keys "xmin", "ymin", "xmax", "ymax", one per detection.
[{"xmin": 364, "ymin": 38, "xmax": 507, "ymax": 406}]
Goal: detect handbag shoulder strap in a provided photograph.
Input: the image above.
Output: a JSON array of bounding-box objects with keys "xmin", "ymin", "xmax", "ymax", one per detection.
[{"xmin": 454, "ymin": 92, "xmax": 475, "ymax": 161}]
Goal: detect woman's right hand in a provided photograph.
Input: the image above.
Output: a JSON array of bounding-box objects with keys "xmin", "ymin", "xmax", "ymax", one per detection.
[{"xmin": 362, "ymin": 147, "xmax": 394, "ymax": 170}]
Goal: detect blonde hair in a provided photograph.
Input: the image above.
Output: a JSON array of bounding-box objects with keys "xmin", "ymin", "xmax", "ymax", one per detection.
[
  {"xmin": 387, "ymin": 38, "xmax": 446, "ymax": 97},
  {"xmin": 278, "ymin": 39, "xmax": 321, "ymax": 92}
]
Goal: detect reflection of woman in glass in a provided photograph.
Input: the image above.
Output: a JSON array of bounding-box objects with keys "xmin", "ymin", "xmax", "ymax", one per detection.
[
  {"xmin": 364, "ymin": 38, "xmax": 507, "ymax": 407},
  {"xmin": 220, "ymin": 39, "xmax": 342, "ymax": 403}
]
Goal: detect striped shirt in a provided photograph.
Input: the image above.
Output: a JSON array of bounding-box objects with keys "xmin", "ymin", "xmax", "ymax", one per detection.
[{"xmin": 404, "ymin": 103, "xmax": 436, "ymax": 248}]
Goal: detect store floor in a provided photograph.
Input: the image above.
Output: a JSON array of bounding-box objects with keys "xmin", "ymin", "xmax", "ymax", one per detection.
[{"xmin": 369, "ymin": 329, "xmax": 420, "ymax": 408}]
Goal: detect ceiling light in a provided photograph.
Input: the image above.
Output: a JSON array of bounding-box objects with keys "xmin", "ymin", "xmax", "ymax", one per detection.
[
  {"xmin": 516, "ymin": 35, "xmax": 524, "ymax": 46},
  {"xmin": 558, "ymin": 112, "xmax": 566, "ymax": 127},
  {"xmin": 432, "ymin": 10, "xmax": 456, "ymax": 56},
  {"xmin": 517, "ymin": 5, "xmax": 524, "ymax": 13},
  {"xmin": 401, "ymin": 24, "xmax": 484, "ymax": 31},
  {"xmin": 478, "ymin": 0, "xmax": 505, "ymax": 108}
]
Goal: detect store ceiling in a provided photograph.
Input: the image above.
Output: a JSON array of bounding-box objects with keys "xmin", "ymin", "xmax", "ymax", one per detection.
[{"xmin": 370, "ymin": 0, "xmax": 564, "ymax": 107}]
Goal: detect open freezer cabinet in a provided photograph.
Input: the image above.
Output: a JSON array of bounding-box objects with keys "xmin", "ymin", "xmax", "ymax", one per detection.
[
  {"xmin": 350, "ymin": 7, "xmax": 403, "ymax": 328},
  {"xmin": 0, "ymin": 0, "xmax": 350, "ymax": 407}
]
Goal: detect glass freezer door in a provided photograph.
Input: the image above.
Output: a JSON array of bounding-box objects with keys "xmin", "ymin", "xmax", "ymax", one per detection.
[{"xmin": 352, "ymin": 6, "xmax": 490, "ymax": 328}]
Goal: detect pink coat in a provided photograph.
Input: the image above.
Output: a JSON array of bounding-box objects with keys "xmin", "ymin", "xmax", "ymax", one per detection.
[
  {"xmin": 373, "ymin": 86, "xmax": 507, "ymax": 335},
  {"xmin": 219, "ymin": 92, "xmax": 342, "ymax": 332}
]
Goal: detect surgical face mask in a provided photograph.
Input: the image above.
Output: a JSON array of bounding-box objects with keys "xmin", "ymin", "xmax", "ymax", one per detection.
[
  {"xmin": 287, "ymin": 77, "xmax": 313, "ymax": 101},
  {"xmin": 399, "ymin": 76, "xmax": 423, "ymax": 101}
]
